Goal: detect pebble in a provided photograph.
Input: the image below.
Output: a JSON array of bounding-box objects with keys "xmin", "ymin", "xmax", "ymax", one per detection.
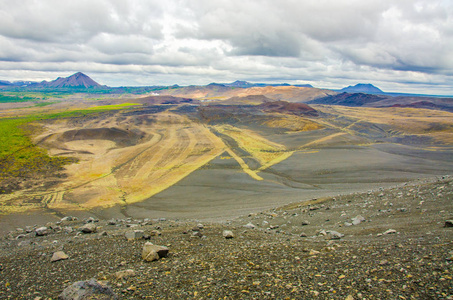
[
  {"xmin": 142, "ymin": 242, "xmax": 169, "ymax": 262},
  {"xmin": 114, "ymin": 269, "xmax": 136, "ymax": 280},
  {"xmin": 80, "ymin": 223, "xmax": 97, "ymax": 234},
  {"xmin": 51, "ymin": 251, "xmax": 69, "ymax": 262},
  {"xmin": 59, "ymin": 278, "xmax": 118, "ymax": 300},
  {"xmin": 222, "ymin": 230, "xmax": 234, "ymax": 239},
  {"xmin": 35, "ymin": 227, "xmax": 48, "ymax": 236}
]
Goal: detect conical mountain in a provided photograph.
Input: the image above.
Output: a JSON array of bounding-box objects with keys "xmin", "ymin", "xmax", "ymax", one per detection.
[{"xmin": 40, "ymin": 72, "xmax": 101, "ymax": 88}]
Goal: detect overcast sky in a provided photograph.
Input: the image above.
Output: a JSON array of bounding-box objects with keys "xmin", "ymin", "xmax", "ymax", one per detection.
[{"xmin": 0, "ymin": 0, "xmax": 452, "ymax": 94}]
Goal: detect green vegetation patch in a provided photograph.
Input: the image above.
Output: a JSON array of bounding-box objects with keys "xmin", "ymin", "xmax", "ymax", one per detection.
[{"xmin": 0, "ymin": 102, "xmax": 141, "ymax": 194}]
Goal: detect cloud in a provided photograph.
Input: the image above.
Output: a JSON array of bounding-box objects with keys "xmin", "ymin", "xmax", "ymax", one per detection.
[{"xmin": 0, "ymin": 0, "xmax": 452, "ymax": 94}]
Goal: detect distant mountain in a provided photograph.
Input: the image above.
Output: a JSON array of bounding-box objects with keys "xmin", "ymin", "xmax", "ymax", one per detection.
[
  {"xmin": 0, "ymin": 80, "xmax": 39, "ymax": 87},
  {"xmin": 221, "ymin": 80, "xmax": 313, "ymax": 88},
  {"xmin": 340, "ymin": 83, "xmax": 383, "ymax": 94},
  {"xmin": 308, "ymin": 92, "xmax": 453, "ymax": 112},
  {"xmin": 34, "ymin": 72, "xmax": 102, "ymax": 88},
  {"xmin": 308, "ymin": 92, "xmax": 386, "ymax": 106}
]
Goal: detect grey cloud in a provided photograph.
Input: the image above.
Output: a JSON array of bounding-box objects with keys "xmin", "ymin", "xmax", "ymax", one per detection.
[
  {"xmin": 0, "ymin": 0, "xmax": 452, "ymax": 94},
  {"xmin": 0, "ymin": 0, "xmax": 164, "ymax": 43}
]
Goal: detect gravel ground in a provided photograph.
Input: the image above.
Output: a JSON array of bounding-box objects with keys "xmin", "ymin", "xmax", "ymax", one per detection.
[{"xmin": 0, "ymin": 176, "xmax": 452, "ymax": 299}]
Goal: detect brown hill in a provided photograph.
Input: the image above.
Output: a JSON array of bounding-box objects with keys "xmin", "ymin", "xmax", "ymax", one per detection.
[
  {"xmin": 258, "ymin": 100, "xmax": 318, "ymax": 116},
  {"xmin": 136, "ymin": 95, "xmax": 198, "ymax": 105}
]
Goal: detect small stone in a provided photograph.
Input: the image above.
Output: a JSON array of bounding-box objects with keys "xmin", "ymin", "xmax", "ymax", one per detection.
[
  {"xmin": 80, "ymin": 223, "xmax": 97, "ymax": 234},
  {"xmin": 191, "ymin": 231, "xmax": 203, "ymax": 238},
  {"xmin": 85, "ymin": 217, "xmax": 98, "ymax": 223},
  {"xmin": 244, "ymin": 222, "xmax": 255, "ymax": 229},
  {"xmin": 51, "ymin": 251, "xmax": 69, "ymax": 262},
  {"xmin": 59, "ymin": 278, "xmax": 118, "ymax": 300},
  {"xmin": 317, "ymin": 230, "xmax": 327, "ymax": 236},
  {"xmin": 150, "ymin": 230, "xmax": 161, "ymax": 236},
  {"xmin": 197, "ymin": 223, "xmax": 204, "ymax": 229},
  {"xmin": 326, "ymin": 231, "xmax": 344, "ymax": 240},
  {"xmin": 345, "ymin": 295, "xmax": 354, "ymax": 300},
  {"xmin": 142, "ymin": 242, "xmax": 169, "ymax": 262},
  {"xmin": 379, "ymin": 260, "xmax": 389, "ymax": 266},
  {"xmin": 383, "ymin": 229, "xmax": 397, "ymax": 235},
  {"xmin": 352, "ymin": 215, "xmax": 365, "ymax": 225},
  {"xmin": 125, "ymin": 230, "xmax": 144, "ymax": 240},
  {"xmin": 61, "ymin": 216, "xmax": 74, "ymax": 222},
  {"xmin": 222, "ymin": 230, "xmax": 234, "ymax": 239},
  {"xmin": 108, "ymin": 219, "xmax": 117, "ymax": 225},
  {"xmin": 309, "ymin": 249, "xmax": 320, "ymax": 256},
  {"xmin": 301, "ymin": 220, "xmax": 310, "ymax": 226},
  {"xmin": 299, "ymin": 232, "xmax": 308, "ymax": 237},
  {"xmin": 344, "ymin": 222, "xmax": 353, "ymax": 227},
  {"xmin": 444, "ymin": 220, "xmax": 453, "ymax": 228},
  {"xmin": 35, "ymin": 227, "xmax": 48, "ymax": 236},
  {"xmin": 115, "ymin": 269, "xmax": 136, "ymax": 280}
]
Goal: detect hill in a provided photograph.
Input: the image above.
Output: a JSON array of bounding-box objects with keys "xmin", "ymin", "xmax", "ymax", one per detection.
[{"xmin": 34, "ymin": 72, "xmax": 102, "ymax": 88}]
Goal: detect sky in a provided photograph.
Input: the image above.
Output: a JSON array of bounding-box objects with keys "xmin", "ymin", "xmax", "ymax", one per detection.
[{"xmin": 0, "ymin": 0, "xmax": 452, "ymax": 95}]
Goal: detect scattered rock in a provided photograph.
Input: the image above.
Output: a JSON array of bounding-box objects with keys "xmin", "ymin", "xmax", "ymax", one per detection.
[
  {"xmin": 35, "ymin": 227, "xmax": 48, "ymax": 236},
  {"xmin": 142, "ymin": 242, "xmax": 169, "ymax": 262},
  {"xmin": 114, "ymin": 269, "xmax": 136, "ymax": 280},
  {"xmin": 222, "ymin": 230, "xmax": 234, "ymax": 239},
  {"xmin": 59, "ymin": 278, "xmax": 118, "ymax": 300},
  {"xmin": 51, "ymin": 251, "xmax": 69, "ymax": 262},
  {"xmin": 80, "ymin": 223, "xmax": 97, "ymax": 234}
]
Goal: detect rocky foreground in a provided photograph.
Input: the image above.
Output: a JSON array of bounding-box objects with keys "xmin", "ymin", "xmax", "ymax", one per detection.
[{"xmin": 0, "ymin": 176, "xmax": 452, "ymax": 299}]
